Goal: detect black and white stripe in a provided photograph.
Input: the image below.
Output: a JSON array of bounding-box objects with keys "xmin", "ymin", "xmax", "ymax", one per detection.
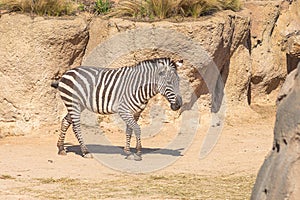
[{"xmin": 52, "ymin": 57, "xmax": 183, "ymax": 159}]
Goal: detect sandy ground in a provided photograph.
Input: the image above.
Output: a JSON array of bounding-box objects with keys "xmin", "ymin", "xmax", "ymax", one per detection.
[{"xmin": 0, "ymin": 105, "xmax": 276, "ymax": 199}]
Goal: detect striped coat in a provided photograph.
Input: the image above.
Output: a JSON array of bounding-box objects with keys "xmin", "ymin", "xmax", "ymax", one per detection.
[{"xmin": 52, "ymin": 58, "xmax": 183, "ymax": 160}]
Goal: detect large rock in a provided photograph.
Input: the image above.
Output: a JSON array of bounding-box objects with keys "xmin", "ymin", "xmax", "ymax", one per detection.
[
  {"xmin": 251, "ymin": 63, "xmax": 300, "ymax": 199},
  {"xmin": 246, "ymin": 0, "xmax": 300, "ymax": 104},
  {"xmin": 0, "ymin": 14, "xmax": 89, "ymax": 137}
]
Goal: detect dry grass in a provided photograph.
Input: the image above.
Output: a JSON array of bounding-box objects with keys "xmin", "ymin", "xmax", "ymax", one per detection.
[
  {"xmin": 3, "ymin": 173, "xmax": 255, "ymax": 199},
  {"xmin": 112, "ymin": 0, "xmax": 241, "ymax": 19},
  {"xmin": 110, "ymin": 0, "xmax": 147, "ymax": 18},
  {"xmin": 148, "ymin": 0, "xmax": 177, "ymax": 19},
  {"xmin": 0, "ymin": 0, "xmax": 78, "ymax": 16},
  {"xmin": 0, "ymin": 0, "xmax": 241, "ymax": 17},
  {"xmin": 221, "ymin": 0, "xmax": 241, "ymax": 11},
  {"xmin": 0, "ymin": 174, "xmax": 15, "ymax": 180}
]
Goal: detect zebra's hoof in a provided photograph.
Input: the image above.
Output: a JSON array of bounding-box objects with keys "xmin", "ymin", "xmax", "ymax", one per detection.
[
  {"xmin": 83, "ymin": 153, "xmax": 93, "ymax": 159},
  {"xmin": 58, "ymin": 150, "xmax": 67, "ymax": 155},
  {"xmin": 134, "ymin": 153, "xmax": 142, "ymax": 161},
  {"xmin": 124, "ymin": 149, "xmax": 131, "ymax": 155},
  {"xmin": 125, "ymin": 154, "xmax": 134, "ymax": 160}
]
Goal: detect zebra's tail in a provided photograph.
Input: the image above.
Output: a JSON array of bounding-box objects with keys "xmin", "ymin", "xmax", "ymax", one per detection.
[{"xmin": 51, "ymin": 81, "xmax": 59, "ymax": 89}]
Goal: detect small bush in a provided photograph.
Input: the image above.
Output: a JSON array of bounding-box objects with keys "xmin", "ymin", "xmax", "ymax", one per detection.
[
  {"xmin": 148, "ymin": 0, "xmax": 177, "ymax": 19},
  {"xmin": 94, "ymin": 0, "xmax": 111, "ymax": 14},
  {"xmin": 221, "ymin": 0, "xmax": 241, "ymax": 11},
  {"xmin": 112, "ymin": 0, "xmax": 241, "ymax": 19},
  {"xmin": 0, "ymin": 0, "xmax": 78, "ymax": 16},
  {"xmin": 178, "ymin": 0, "xmax": 222, "ymax": 17},
  {"xmin": 110, "ymin": 0, "xmax": 147, "ymax": 18},
  {"xmin": 0, "ymin": 0, "xmax": 241, "ymax": 17}
]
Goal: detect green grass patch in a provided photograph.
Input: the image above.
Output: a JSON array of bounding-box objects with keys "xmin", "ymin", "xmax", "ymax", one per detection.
[{"xmin": 94, "ymin": 0, "xmax": 111, "ymax": 14}]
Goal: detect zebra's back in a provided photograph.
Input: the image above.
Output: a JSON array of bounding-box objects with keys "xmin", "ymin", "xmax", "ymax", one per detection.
[{"xmin": 58, "ymin": 66, "xmax": 128, "ymax": 114}]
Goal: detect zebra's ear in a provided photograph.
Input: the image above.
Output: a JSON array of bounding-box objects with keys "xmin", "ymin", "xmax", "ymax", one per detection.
[{"xmin": 175, "ymin": 60, "xmax": 183, "ymax": 68}]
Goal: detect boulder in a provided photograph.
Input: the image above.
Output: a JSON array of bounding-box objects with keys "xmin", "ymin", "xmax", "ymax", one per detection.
[{"xmin": 251, "ymin": 62, "xmax": 300, "ymax": 200}]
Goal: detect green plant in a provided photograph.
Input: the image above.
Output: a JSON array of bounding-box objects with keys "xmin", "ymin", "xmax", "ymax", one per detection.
[{"xmin": 95, "ymin": 0, "xmax": 111, "ymax": 14}]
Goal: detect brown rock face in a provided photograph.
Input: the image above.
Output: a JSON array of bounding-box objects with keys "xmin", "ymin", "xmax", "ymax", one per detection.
[
  {"xmin": 0, "ymin": 14, "xmax": 89, "ymax": 137},
  {"xmin": 84, "ymin": 11, "xmax": 251, "ymax": 107},
  {"xmin": 247, "ymin": 0, "xmax": 300, "ymax": 104},
  {"xmin": 1, "ymin": 1, "xmax": 299, "ymax": 137},
  {"xmin": 0, "ymin": 11, "xmax": 251, "ymax": 137},
  {"xmin": 80, "ymin": 11, "xmax": 251, "ymax": 128},
  {"xmin": 251, "ymin": 63, "xmax": 300, "ymax": 200}
]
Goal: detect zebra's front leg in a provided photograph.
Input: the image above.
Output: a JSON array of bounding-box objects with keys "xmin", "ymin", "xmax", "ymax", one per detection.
[
  {"xmin": 120, "ymin": 112, "xmax": 142, "ymax": 161},
  {"xmin": 57, "ymin": 114, "xmax": 72, "ymax": 155},
  {"xmin": 124, "ymin": 125, "xmax": 133, "ymax": 155}
]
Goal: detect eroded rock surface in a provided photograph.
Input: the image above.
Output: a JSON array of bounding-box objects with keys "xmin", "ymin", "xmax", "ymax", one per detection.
[
  {"xmin": 0, "ymin": 0, "xmax": 300, "ymax": 137},
  {"xmin": 251, "ymin": 63, "xmax": 300, "ymax": 199},
  {"xmin": 0, "ymin": 14, "xmax": 89, "ymax": 137}
]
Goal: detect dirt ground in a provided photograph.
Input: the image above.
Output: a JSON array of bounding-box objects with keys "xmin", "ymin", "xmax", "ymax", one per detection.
[{"xmin": 0, "ymin": 105, "xmax": 276, "ymax": 200}]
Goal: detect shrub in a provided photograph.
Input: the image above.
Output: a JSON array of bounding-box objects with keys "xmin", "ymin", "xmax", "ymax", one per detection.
[
  {"xmin": 112, "ymin": 0, "xmax": 241, "ymax": 19},
  {"xmin": 110, "ymin": 0, "xmax": 147, "ymax": 18},
  {"xmin": 148, "ymin": 0, "xmax": 177, "ymax": 19},
  {"xmin": 221, "ymin": 0, "xmax": 241, "ymax": 12},
  {"xmin": 0, "ymin": 0, "xmax": 241, "ymax": 17},
  {"xmin": 0, "ymin": 0, "xmax": 78, "ymax": 16},
  {"xmin": 94, "ymin": 0, "xmax": 111, "ymax": 14}
]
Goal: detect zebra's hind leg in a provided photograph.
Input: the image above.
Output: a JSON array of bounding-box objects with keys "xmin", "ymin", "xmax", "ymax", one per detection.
[
  {"xmin": 57, "ymin": 114, "xmax": 72, "ymax": 155},
  {"xmin": 70, "ymin": 112, "xmax": 93, "ymax": 158},
  {"xmin": 133, "ymin": 113, "xmax": 141, "ymax": 157},
  {"xmin": 134, "ymin": 128, "xmax": 142, "ymax": 161}
]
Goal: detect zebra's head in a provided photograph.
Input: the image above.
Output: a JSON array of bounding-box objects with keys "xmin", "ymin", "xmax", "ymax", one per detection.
[{"xmin": 156, "ymin": 58, "xmax": 183, "ymax": 111}]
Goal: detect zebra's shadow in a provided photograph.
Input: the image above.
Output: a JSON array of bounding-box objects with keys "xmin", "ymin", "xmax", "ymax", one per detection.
[{"xmin": 65, "ymin": 144, "xmax": 183, "ymax": 157}]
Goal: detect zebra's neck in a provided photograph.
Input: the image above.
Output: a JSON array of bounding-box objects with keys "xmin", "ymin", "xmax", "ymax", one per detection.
[{"xmin": 122, "ymin": 63, "xmax": 159, "ymax": 105}]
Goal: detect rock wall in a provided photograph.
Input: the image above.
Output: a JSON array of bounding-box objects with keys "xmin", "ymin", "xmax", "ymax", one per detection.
[
  {"xmin": 84, "ymin": 11, "xmax": 251, "ymax": 107},
  {"xmin": 0, "ymin": 0, "xmax": 299, "ymax": 137},
  {"xmin": 0, "ymin": 14, "xmax": 89, "ymax": 137},
  {"xmin": 245, "ymin": 0, "xmax": 300, "ymax": 104}
]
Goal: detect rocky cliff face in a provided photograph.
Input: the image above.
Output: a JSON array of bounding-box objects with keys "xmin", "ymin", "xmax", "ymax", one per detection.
[
  {"xmin": 83, "ymin": 11, "xmax": 251, "ymax": 121},
  {"xmin": 245, "ymin": 0, "xmax": 300, "ymax": 104},
  {"xmin": 0, "ymin": 14, "xmax": 89, "ymax": 137},
  {"xmin": 0, "ymin": 0, "xmax": 299, "ymax": 137}
]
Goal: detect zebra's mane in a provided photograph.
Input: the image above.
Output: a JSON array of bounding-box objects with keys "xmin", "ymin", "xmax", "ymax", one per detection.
[
  {"xmin": 79, "ymin": 58, "xmax": 176, "ymax": 72},
  {"xmin": 134, "ymin": 57, "xmax": 177, "ymax": 70}
]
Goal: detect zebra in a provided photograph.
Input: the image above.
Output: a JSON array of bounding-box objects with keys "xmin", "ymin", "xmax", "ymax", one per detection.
[{"xmin": 51, "ymin": 57, "xmax": 183, "ymax": 160}]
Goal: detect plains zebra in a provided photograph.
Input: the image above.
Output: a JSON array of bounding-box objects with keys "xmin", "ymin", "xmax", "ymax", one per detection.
[{"xmin": 51, "ymin": 57, "xmax": 183, "ymax": 160}]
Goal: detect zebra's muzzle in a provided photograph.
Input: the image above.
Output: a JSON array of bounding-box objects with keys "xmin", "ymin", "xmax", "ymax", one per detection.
[{"xmin": 170, "ymin": 95, "xmax": 182, "ymax": 111}]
